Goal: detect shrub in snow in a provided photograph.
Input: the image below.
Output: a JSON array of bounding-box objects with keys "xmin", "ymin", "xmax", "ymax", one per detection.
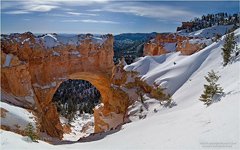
[
  {"xmin": 125, "ymin": 76, "xmax": 152, "ymax": 93},
  {"xmin": 136, "ymin": 88, "xmax": 146, "ymax": 104},
  {"xmin": 222, "ymin": 32, "xmax": 236, "ymax": 66},
  {"xmin": 151, "ymin": 87, "xmax": 172, "ymax": 103},
  {"xmin": 164, "ymin": 101, "xmax": 177, "ymax": 108},
  {"xmin": 24, "ymin": 123, "xmax": 38, "ymax": 142},
  {"xmin": 199, "ymin": 70, "xmax": 224, "ymax": 106},
  {"xmin": 214, "ymin": 34, "xmax": 222, "ymax": 42}
]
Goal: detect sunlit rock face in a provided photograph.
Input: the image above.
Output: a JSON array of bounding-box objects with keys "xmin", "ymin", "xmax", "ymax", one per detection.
[
  {"xmin": 143, "ymin": 33, "xmax": 204, "ymax": 56},
  {"xmin": 1, "ymin": 32, "xmax": 129, "ymax": 139}
]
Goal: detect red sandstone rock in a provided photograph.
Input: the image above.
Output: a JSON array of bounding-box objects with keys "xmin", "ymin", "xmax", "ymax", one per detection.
[
  {"xmin": 144, "ymin": 33, "xmax": 203, "ymax": 56},
  {"xmin": 1, "ymin": 32, "xmax": 129, "ymax": 139}
]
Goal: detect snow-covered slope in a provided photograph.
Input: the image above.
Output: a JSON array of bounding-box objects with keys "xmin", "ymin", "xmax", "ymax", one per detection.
[
  {"xmin": 178, "ymin": 25, "xmax": 233, "ymax": 38},
  {"xmin": 60, "ymin": 113, "xmax": 94, "ymax": 141},
  {"xmin": 36, "ymin": 34, "xmax": 108, "ymax": 49},
  {"xmin": 0, "ymin": 102, "xmax": 36, "ymax": 131},
  {"xmin": 125, "ymin": 28, "xmax": 239, "ymax": 95},
  {"xmin": 1, "ymin": 28, "xmax": 239, "ymax": 149}
]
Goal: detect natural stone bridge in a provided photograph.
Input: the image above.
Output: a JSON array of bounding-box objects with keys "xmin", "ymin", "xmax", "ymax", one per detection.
[{"xmin": 1, "ymin": 32, "xmax": 129, "ymax": 139}]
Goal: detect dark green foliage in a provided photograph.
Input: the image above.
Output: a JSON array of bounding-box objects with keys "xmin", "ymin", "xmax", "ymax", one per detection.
[
  {"xmin": 222, "ymin": 32, "xmax": 236, "ymax": 66},
  {"xmin": 24, "ymin": 123, "xmax": 38, "ymax": 142},
  {"xmin": 177, "ymin": 12, "xmax": 239, "ymax": 32},
  {"xmin": 212, "ymin": 34, "xmax": 222, "ymax": 42},
  {"xmin": 52, "ymin": 79, "xmax": 101, "ymax": 122},
  {"xmin": 151, "ymin": 86, "xmax": 172, "ymax": 102},
  {"xmin": 200, "ymin": 70, "xmax": 224, "ymax": 105},
  {"xmin": 113, "ymin": 32, "xmax": 157, "ymax": 64}
]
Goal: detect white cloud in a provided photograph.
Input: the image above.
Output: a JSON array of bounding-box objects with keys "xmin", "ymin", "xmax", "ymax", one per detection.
[
  {"xmin": 2, "ymin": 0, "xmax": 199, "ymax": 22},
  {"xmin": 26, "ymin": 5, "xmax": 58, "ymax": 12},
  {"xmin": 4, "ymin": 10, "xmax": 29, "ymax": 14},
  {"xmin": 66, "ymin": 12, "xmax": 98, "ymax": 16},
  {"xmin": 89, "ymin": 2, "xmax": 199, "ymax": 22},
  {"xmin": 1, "ymin": 0, "xmax": 108, "ymax": 14},
  {"xmin": 62, "ymin": 19, "xmax": 118, "ymax": 24},
  {"xmin": 2, "ymin": 1, "xmax": 59, "ymax": 14},
  {"xmin": 81, "ymin": 19, "xmax": 118, "ymax": 24}
]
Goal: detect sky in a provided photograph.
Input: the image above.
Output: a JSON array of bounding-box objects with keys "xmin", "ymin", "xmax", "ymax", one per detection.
[{"xmin": 1, "ymin": 0, "xmax": 239, "ymax": 34}]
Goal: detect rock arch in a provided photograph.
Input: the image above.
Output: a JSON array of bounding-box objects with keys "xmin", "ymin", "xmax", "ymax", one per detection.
[
  {"xmin": 40, "ymin": 72, "xmax": 125, "ymax": 139},
  {"xmin": 1, "ymin": 32, "xmax": 129, "ymax": 139}
]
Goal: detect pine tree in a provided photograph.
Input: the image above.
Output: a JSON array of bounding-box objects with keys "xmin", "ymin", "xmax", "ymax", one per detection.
[
  {"xmin": 222, "ymin": 32, "xmax": 236, "ymax": 66},
  {"xmin": 150, "ymin": 86, "xmax": 173, "ymax": 107},
  {"xmin": 200, "ymin": 70, "xmax": 224, "ymax": 105},
  {"xmin": 24, "ymin": 123, "xmax": 39, "ymax": 142},
  {"xmin": 152, "ymin": 86, "xmax": 171, "ymax": 101}
]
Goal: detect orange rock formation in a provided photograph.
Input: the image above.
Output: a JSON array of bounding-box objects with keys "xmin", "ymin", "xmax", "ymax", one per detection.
[
  {"xmin": 144, "ymin": 33, "xmax": 204, "ymax": 56},
  {"xmin": 1, "ymin": 32, "xmax": 129, "ymax": 139}
]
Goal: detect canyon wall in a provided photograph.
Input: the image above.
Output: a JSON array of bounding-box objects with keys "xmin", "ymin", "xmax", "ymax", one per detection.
[{"xmin": 1, "ymin": 32, "xmax": 129, "ymax": 139}]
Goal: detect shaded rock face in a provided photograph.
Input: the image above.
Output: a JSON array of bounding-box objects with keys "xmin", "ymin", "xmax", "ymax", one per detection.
[
  {"xmin": 1, "ymin": 32, "xmax": 129, "ymax": 139},
  {"xmin": 176, "ymin": 39, "xmax": 203, "ymax": 55},
  {"xmin": 177, "ymin": 22, "xmax": 194, "ymax": 31},
  {"xmin": 144, "ymin": 33, "xmax": 203, "ymax": 56}
]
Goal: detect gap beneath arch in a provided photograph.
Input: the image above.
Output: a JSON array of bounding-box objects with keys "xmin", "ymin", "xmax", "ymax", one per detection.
[{"xmin": 52, "ymin": 79, "xmax": 102, "ymax": 141}]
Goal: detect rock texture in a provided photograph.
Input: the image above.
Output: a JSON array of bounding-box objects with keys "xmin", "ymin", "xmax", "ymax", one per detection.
[
  {"xmin": 144, "ymin": 33, "xmax": 205, "ymax": 56},
  {"xmin": 177, "ymin": 22, "xmax": 194, "ymax": 31},
  {"xmin": 176, "ymin": 38, "xmax": 204, "ymax": 55},
  {"xmin": 1, "ymin": 32, "xmax": 129, "ymax": 139}
]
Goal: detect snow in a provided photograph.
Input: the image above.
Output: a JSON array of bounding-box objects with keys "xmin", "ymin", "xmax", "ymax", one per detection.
[
  {"xmin": 56, "ymin": 34, "xmax": 79, "ymax": 45},
  {"xmin": 41, "ymin": 34, "xmax": 60, "ymax": 49},
  {"xmin": 164, "ymin": 42, "xmax": 176, "ymax": 52},
  {"xmin": 52, "ymin": 51, "xmax": 61, "ymax": 56},
  {"xmin": 189, "ymin": 38, "xmax": 212, "ymax": 46},
  {"xmin": 0, "ymin": 102, "xmax": 36, "ymax": 131},
  {"xmin": 124, "ymin": 28, "xmax": 239, "ymax": 95},
  {"xmin": 0, "ymin": 130, "xmax": 54, "ymax": 149},
  {"xmin": 69, "ymin": 50, "xmax": 81, "ymax": 57},
  {"xmin": 1, "ymin": 28, "xmax": 239, "ymax": 149},
  {"xmin": 35, "ymin": 34, "xmax": 107, "ymax": 49},
  {"xmin": 91, "ymin": 36, "xmax": 106, "ymax": 45},
  {"xmin": 61, "ymin": 113, "xmax": 94, "ymax": 141},
  {"xmin": 94, "ymin": 103, "xmax": 104, "ymax": 109},
  {"xmin": 21, "ymin": 38, "xmax": 30, "ymax": 44},
  {"xmin": 127, "ymin": 97, "xmax": 164, "ymax": 121},
  {"xmin": 3, "ymin": 54, "xmax": 13, "ymax": 67},
  {"xmin": 178, "ymin": 25, "xmax": 233, "ymax": 38}
]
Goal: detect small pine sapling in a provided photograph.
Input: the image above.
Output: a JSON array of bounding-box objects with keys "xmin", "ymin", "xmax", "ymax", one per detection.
[
  {"xmin": 200, "ymin": 70, "xmax": 224, "ymax": 105},
  {"xmin": 24, "ymin": 123, "xmax": 39, "ymax": 142}
]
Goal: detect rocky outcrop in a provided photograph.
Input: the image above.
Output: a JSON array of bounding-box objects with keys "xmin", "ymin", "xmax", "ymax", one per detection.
[
  {"xmin": 1, "ymin": 32, "xmax": 129, "ymax": 139},
  {"xmin": 144, "ymin": 33, "xmax": 205, "ymax": 56},
  {"xmin": 177, "ymin": 22, "xmax": 194, "ymax": 31},
  {"xmin": 176, "ymin": 39, "xmax": 205, "ymax": 55},
  {"xmin": 144, "ymin": 33, "xmax": 183, "ymax": 56}
]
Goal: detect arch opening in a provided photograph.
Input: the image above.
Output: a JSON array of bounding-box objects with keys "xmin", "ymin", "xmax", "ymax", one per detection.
[{"xmin": 52, "ymin": 79, "xmax": 102, "ymax": 141}]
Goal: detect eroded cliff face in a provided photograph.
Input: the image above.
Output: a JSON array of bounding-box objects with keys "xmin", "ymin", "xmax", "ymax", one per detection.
[
  {"xmin": 144, "ymin": 33, "xmax": 205, "ymax": 56},
  {"xmin": 1, "ymin": 32, "xmax": 129, "ymax": 139}
]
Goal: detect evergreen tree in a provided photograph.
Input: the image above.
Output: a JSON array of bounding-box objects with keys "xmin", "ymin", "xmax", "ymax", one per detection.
[
  {"xmin": 24, "ymin": 123, "xmax": 39, "ymax": 142},
  {"xmin": 222, "ymin": 32, "xmax": 236, "ymax": 66},
  {"xmin": 150, "ymin": 86, "xmax": 173, "ymax": 107},
  {"xmin": 200, "ymin": 70, "xmax": 224, "ymax": 106}
]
